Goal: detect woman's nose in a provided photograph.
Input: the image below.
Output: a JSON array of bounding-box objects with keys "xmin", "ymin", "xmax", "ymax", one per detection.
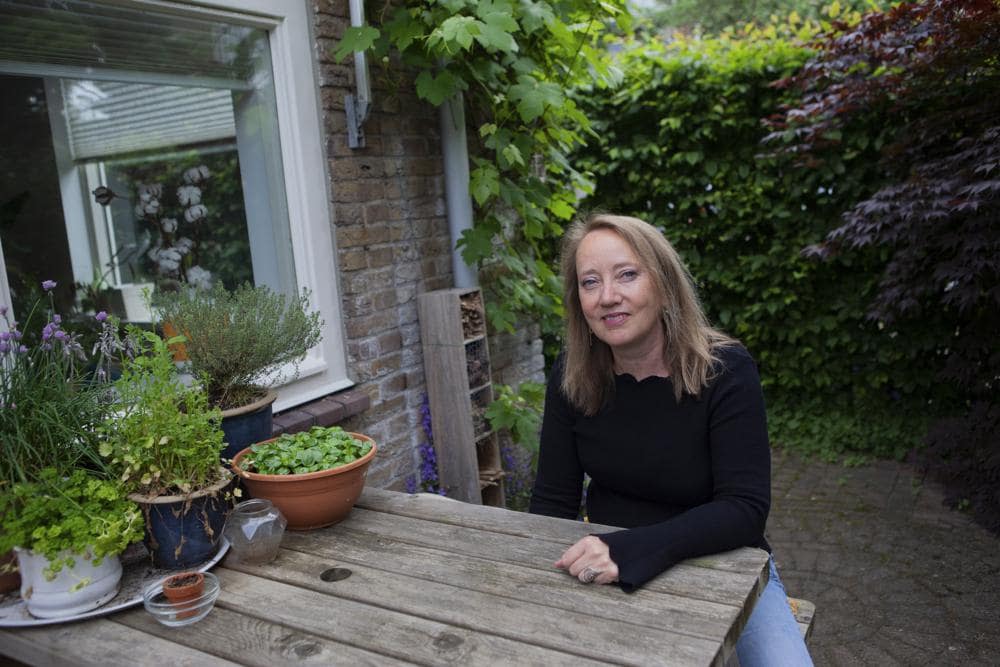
[{"xmin": 598, "ymin": 282, "xmax": 620, "ymax": 305}]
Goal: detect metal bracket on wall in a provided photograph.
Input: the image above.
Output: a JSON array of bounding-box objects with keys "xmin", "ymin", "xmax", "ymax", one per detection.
[{"xmin": 345, "ymin": 93, "xmax": 369, "ymax": 149}]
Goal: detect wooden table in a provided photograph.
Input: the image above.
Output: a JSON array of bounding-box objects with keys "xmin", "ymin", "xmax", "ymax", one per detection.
[{"xmin": 0, "ymin": 488, "xmax": 769, "ymax": 666}]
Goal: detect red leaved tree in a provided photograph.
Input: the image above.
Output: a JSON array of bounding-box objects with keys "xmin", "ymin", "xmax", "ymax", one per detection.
[{"xmin": 765, "ymin": 0, "xmax": 1000, "ymax": 530}]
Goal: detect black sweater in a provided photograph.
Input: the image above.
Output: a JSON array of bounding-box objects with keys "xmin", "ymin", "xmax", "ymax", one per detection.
[{"xmin": 529, "ymin": 344, "xmax": 771, "ymax": 592}]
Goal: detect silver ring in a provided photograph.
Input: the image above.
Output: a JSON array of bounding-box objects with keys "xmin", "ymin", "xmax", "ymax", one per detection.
[{"xmin": 580, "ymin": 567, "xmax": 600, "ymax": 584}]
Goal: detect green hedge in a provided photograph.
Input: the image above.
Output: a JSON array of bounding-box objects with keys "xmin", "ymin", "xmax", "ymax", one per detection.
[{"xmin": 573, "ymin": 27, "xmax": 937, "ymax": 459}]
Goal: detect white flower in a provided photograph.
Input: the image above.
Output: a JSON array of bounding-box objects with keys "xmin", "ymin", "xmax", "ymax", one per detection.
[
  {"xmin": 174, "ymin": 237, "xmax": 194, "ymax": 254},
  {"xmin": 177, "ymin": 185, "xmax": 201, "ymax": 206},
  {"xmin": 184, "ymin": 204, "xmax": 207, "ymax": 223},
  {"xmin": 161, "ymin": 217, "xmax": 178, "ymax": 234},
  {"xmin": 137, "ymin": 183, "xmax": 162, "ymax": 198},
  {"xmin": 186, "ymin": 265, "xmax": 213, "ymax": 290},
  {"xmin": 183, "ymin": 165, "xmax": 211, "ymax": 184},
  {"xmin": 153, "ymin": 246, "xmax": 182, "ymax": 272},
  {"xmin": 141, "ymin": 199, "xmax": 160, "ymax": 216}
]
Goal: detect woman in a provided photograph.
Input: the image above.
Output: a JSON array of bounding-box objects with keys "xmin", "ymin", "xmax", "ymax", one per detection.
[{"xmin": 529, "ymin": 213, "xmax": 812, "ymax": 666}]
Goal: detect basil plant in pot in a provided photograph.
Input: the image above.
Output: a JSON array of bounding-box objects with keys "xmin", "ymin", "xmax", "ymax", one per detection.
[
  {"xmin": 99, "ymin": 329, "xmax": 234, "ymax": 568},
  {"xmin": 154, "ymin": 282, "xmax": 323, "ymax": 462},
  {"xmin": 0, "ymin": 468, "xmax": 144, "ymax": 619},
  {"xmin": 231, "ymin": 426, "xmax": 376, "ymax": 530}
]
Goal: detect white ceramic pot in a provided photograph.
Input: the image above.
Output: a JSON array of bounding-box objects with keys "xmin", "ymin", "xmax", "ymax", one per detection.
[{"xmin": 15, "ymin": 548, "xmax": 122, "ymax": 619}]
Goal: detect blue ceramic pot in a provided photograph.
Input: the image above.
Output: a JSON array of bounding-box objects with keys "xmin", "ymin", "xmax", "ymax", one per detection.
[
  {"xmin": 220, "ymin": 390, "xmax": 277, "ymax": 463},
  {"xmin": 131, "ymin": 472, "xmax": 234, "ymax": 568}
]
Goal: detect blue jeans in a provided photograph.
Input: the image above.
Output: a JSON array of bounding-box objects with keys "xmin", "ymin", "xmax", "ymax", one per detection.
[{"xmin": 733, "ymin": 556, "xmax": 814, "ymax": 667}]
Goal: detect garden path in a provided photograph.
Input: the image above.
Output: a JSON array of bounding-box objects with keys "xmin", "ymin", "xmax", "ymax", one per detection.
[{"xmin": 768, "ymin": 449, "xmax": 1000, "ymax": 666}]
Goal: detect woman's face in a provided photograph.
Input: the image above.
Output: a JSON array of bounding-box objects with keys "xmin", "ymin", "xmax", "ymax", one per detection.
[{"xmin": 575, "ymin": 228, "xmax": 664, "ymax": 359}]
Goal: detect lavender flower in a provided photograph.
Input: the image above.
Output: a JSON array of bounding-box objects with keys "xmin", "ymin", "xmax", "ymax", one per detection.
[
  {"xmin": 41, "ymin": 280, "xmax": 56, "ymax": 291},
  {"xmin": 95, "ymin": 311, "xmax": 108, "ymax": 322}
]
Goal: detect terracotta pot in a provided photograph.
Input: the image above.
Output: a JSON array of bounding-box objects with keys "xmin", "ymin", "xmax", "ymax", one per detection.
[
  {"xmin": 231, "ymin": 434, "xmax": 376, "ymax": 530},
  {"xmin": 161, "ymin": 321, "xmax": 188, "ymax": 361},
  {"xmin": 162, "ymin": 571, "xmax": 205, "ymax": 620}
]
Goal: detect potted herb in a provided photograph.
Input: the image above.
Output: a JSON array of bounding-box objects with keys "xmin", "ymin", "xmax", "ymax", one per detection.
[
  {"xmin": 1, "ymin": 280, "xmax": 120, "ymax": 593},
  {"xmin": 0, "ymin": 468, "xmax": 144, "ymax": 619},
  {"xmin": 153, "ymin": 282, "xmax": 323, "ymax": 461},
  {"xmin": 231, "ymin": 426, "xmax": 376, "ymax": 530},
  {"xmin": 99, "ymin": 329, "xmax": 234, "ymax": 568}
]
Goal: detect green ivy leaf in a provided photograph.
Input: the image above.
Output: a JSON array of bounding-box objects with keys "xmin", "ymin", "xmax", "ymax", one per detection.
[
  {"xmin": 332, "ymin": 25, "xmax": 380, "ymax": 63},
  {"xmin": 470, "ymin": 164, "xmax": 501, "ymax": 205},
  {"xmin": 436, "ymin": 15, "xmax": 480, "ymax": 51},
  {"xmin": 415, "ymin": 69, "xmax": 465, "ymax": 106},
  {"xmin": 475, "ymin": 13, "xmax": 520, "ymax": 53}
]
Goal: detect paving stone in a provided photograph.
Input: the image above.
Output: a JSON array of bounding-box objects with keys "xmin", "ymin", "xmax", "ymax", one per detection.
[{"xmin": 768, "ymin": 448, "xmax": 1000, "ymax": 666}]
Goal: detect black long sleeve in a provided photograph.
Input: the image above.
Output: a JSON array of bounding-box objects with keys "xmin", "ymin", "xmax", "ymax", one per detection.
[{"xmin": 529, "ymin": 344, "xmax": 771, "ymax": 592}]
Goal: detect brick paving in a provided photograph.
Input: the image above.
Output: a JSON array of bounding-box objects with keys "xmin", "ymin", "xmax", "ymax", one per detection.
[{"xmin": 767, "ymin": 448, "xmax": 1000, "ymax": 666}]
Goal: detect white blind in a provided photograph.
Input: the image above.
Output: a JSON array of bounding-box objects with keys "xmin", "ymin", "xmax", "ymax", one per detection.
[
  {"xmin": 62, "ymin": 80, "xmax": 236, "ymax": 160},
  {"xmin": 0, "ymin": 0, "xmax": 260, "ymax": 82}
]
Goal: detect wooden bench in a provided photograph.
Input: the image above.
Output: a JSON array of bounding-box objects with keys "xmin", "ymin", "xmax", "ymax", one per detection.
[{"xmin": 787, "ymin": 597, "xmax": 816, "ymax": 642}]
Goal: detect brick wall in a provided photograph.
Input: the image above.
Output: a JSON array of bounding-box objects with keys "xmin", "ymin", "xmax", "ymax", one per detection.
[{"xmin": 309, "ymin": 2, "xmax": 545, "ymax": 493}]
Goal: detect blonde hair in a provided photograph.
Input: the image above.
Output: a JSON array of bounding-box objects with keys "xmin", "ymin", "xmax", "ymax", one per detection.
[{"xmin": 560, "ymin": 213, "xmax": 735, "ymax": 415}]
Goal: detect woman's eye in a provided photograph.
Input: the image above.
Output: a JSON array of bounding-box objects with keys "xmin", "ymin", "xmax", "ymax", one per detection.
[
  {"xmin": 619, "ymin": 270, "xmax": 638, "ymax": 281},
  {"xmin": 580, "ymin": 278, "xmax": 598, "ymax": 290}
]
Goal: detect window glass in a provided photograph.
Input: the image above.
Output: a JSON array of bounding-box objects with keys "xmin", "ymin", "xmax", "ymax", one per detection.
[{"xmin": 0, "ymin": 1, "xmax": 295, "ymax": 323}]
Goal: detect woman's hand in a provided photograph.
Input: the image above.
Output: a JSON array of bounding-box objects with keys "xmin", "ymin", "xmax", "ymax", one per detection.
[{"xmin": 555, "ymin": 535, "xmax": 619, "ymax": 585}]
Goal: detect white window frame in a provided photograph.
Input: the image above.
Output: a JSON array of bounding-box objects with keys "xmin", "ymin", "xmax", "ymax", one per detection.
[{"xmin": 0, "ymin": 0, "xmax": 352, "ymax": 412}]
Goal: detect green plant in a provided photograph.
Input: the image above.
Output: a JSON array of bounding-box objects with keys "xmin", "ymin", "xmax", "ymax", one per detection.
[
  {"xmin": 243, "ymin": 426, "xmax": 372, "ymax": 476},
  {"xmin": 486, "ymin": 381, "xmax": 544, "ymax": 456},
  {"xmin": 98, "ymin": 329, "xmax": 226, "ymax": 496},
  {"xmin": 486, "ymin": 382, "xmax": 544, "ymax": 512},
  {"xmin": 153, "ymin": 282, "xmax": 323, "ymax": 410},
  {"xmin": 1, "ymin": 279, "xmax": 117, "ymax": 490},
  {"xmin": 766, "ymin": 0, "xmax": 1000, "ymax": 529},
  {"xmin": 335, "ymin": 0, "xmax": 630, "ymax": 340},
  {"xmin": 0, "ymin": 468, "xmax": 144, "ymax": 581}
]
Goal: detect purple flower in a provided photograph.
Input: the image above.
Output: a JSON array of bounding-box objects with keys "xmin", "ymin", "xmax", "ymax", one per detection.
[
  {"xmin": 42, "ymin": 322, "xmax": 57, "ymax": 341},
  {"xmin": 52, "ymin": 314, "xmax": 61, "ymax": 324},
  {"xmin": 18, "ymin": 345, "xmax": 27, "ymax": 354},
  {"xmin": 41, "ymin": 280, "xmax": 57, "ymax": 291},
  {"xmin": 0, "ymin": 331, "xmax": 9, "ymax": 342},
  {"xmin": 95, "ymin": 311, "xmax": 108, "ymax": 322},
  {"xmin": 0, "ymin": 341, "xmax": 9, "ymax": 353}
]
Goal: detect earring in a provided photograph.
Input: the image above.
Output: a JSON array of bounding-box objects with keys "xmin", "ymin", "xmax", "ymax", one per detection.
[{"xmin": 588, "ymin": 329, "xmax": 593, "ymax": 348}]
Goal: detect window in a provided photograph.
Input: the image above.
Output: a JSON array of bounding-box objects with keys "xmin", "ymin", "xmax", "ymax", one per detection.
[{"xmin": 0, "ymin": 0, "xmax": 350, "ymax": 410}]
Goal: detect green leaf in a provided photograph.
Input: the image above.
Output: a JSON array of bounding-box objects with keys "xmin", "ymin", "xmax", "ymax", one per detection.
[
  {"xmin": 415, "ymin": 69, "xmax": 465, "ymax": 106},
  {"xmin": 470, "ymin": 164, "xmax": 501, "ymax": 205},
  {"xmin": 475, "ymin": 13, "xmax": 519, "ymax": 53},
  {"xmin": 332, "ymin": 25, "xmax": 380, "ymax": 63},
  {"xmin": 437, "ymin": 15, "xmax": 479, "ymax": 51}
]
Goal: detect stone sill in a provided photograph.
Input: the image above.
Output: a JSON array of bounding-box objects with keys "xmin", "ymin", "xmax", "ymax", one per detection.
[{"xmin": 272, "ymin": 389, "xmax": 370, "ymax": 436}]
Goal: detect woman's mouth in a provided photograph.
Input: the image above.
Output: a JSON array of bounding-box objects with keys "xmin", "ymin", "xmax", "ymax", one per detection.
[{"xmin": 602, "ymin": 312, "xmax": 628, "ymax": 327}]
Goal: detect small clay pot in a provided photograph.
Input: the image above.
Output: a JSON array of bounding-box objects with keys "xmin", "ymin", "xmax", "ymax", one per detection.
[{"xmin": 161, "ymin": 572, "xmax": 205, "ymax": 619}]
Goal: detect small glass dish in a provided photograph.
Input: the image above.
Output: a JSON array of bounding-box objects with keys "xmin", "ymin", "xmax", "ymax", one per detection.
[{"xmin": 142, "ymin": 571, "xmax": 220, "ymax": 627}]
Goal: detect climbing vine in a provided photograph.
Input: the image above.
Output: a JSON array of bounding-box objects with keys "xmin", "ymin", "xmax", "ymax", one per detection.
[{"xmin": 335, "ymin": 0, "xmax": 631, "ymax": 339}]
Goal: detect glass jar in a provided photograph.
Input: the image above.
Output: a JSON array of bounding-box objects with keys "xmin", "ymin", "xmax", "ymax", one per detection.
[{"xmin": 223, "ymin": 499, "xmax": 286, "ymax": 565}]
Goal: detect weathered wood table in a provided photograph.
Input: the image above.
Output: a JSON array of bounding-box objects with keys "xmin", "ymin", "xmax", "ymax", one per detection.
[{"xmin": 0, "ymin": 488, "xmax": 769, "ymax": 666}]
